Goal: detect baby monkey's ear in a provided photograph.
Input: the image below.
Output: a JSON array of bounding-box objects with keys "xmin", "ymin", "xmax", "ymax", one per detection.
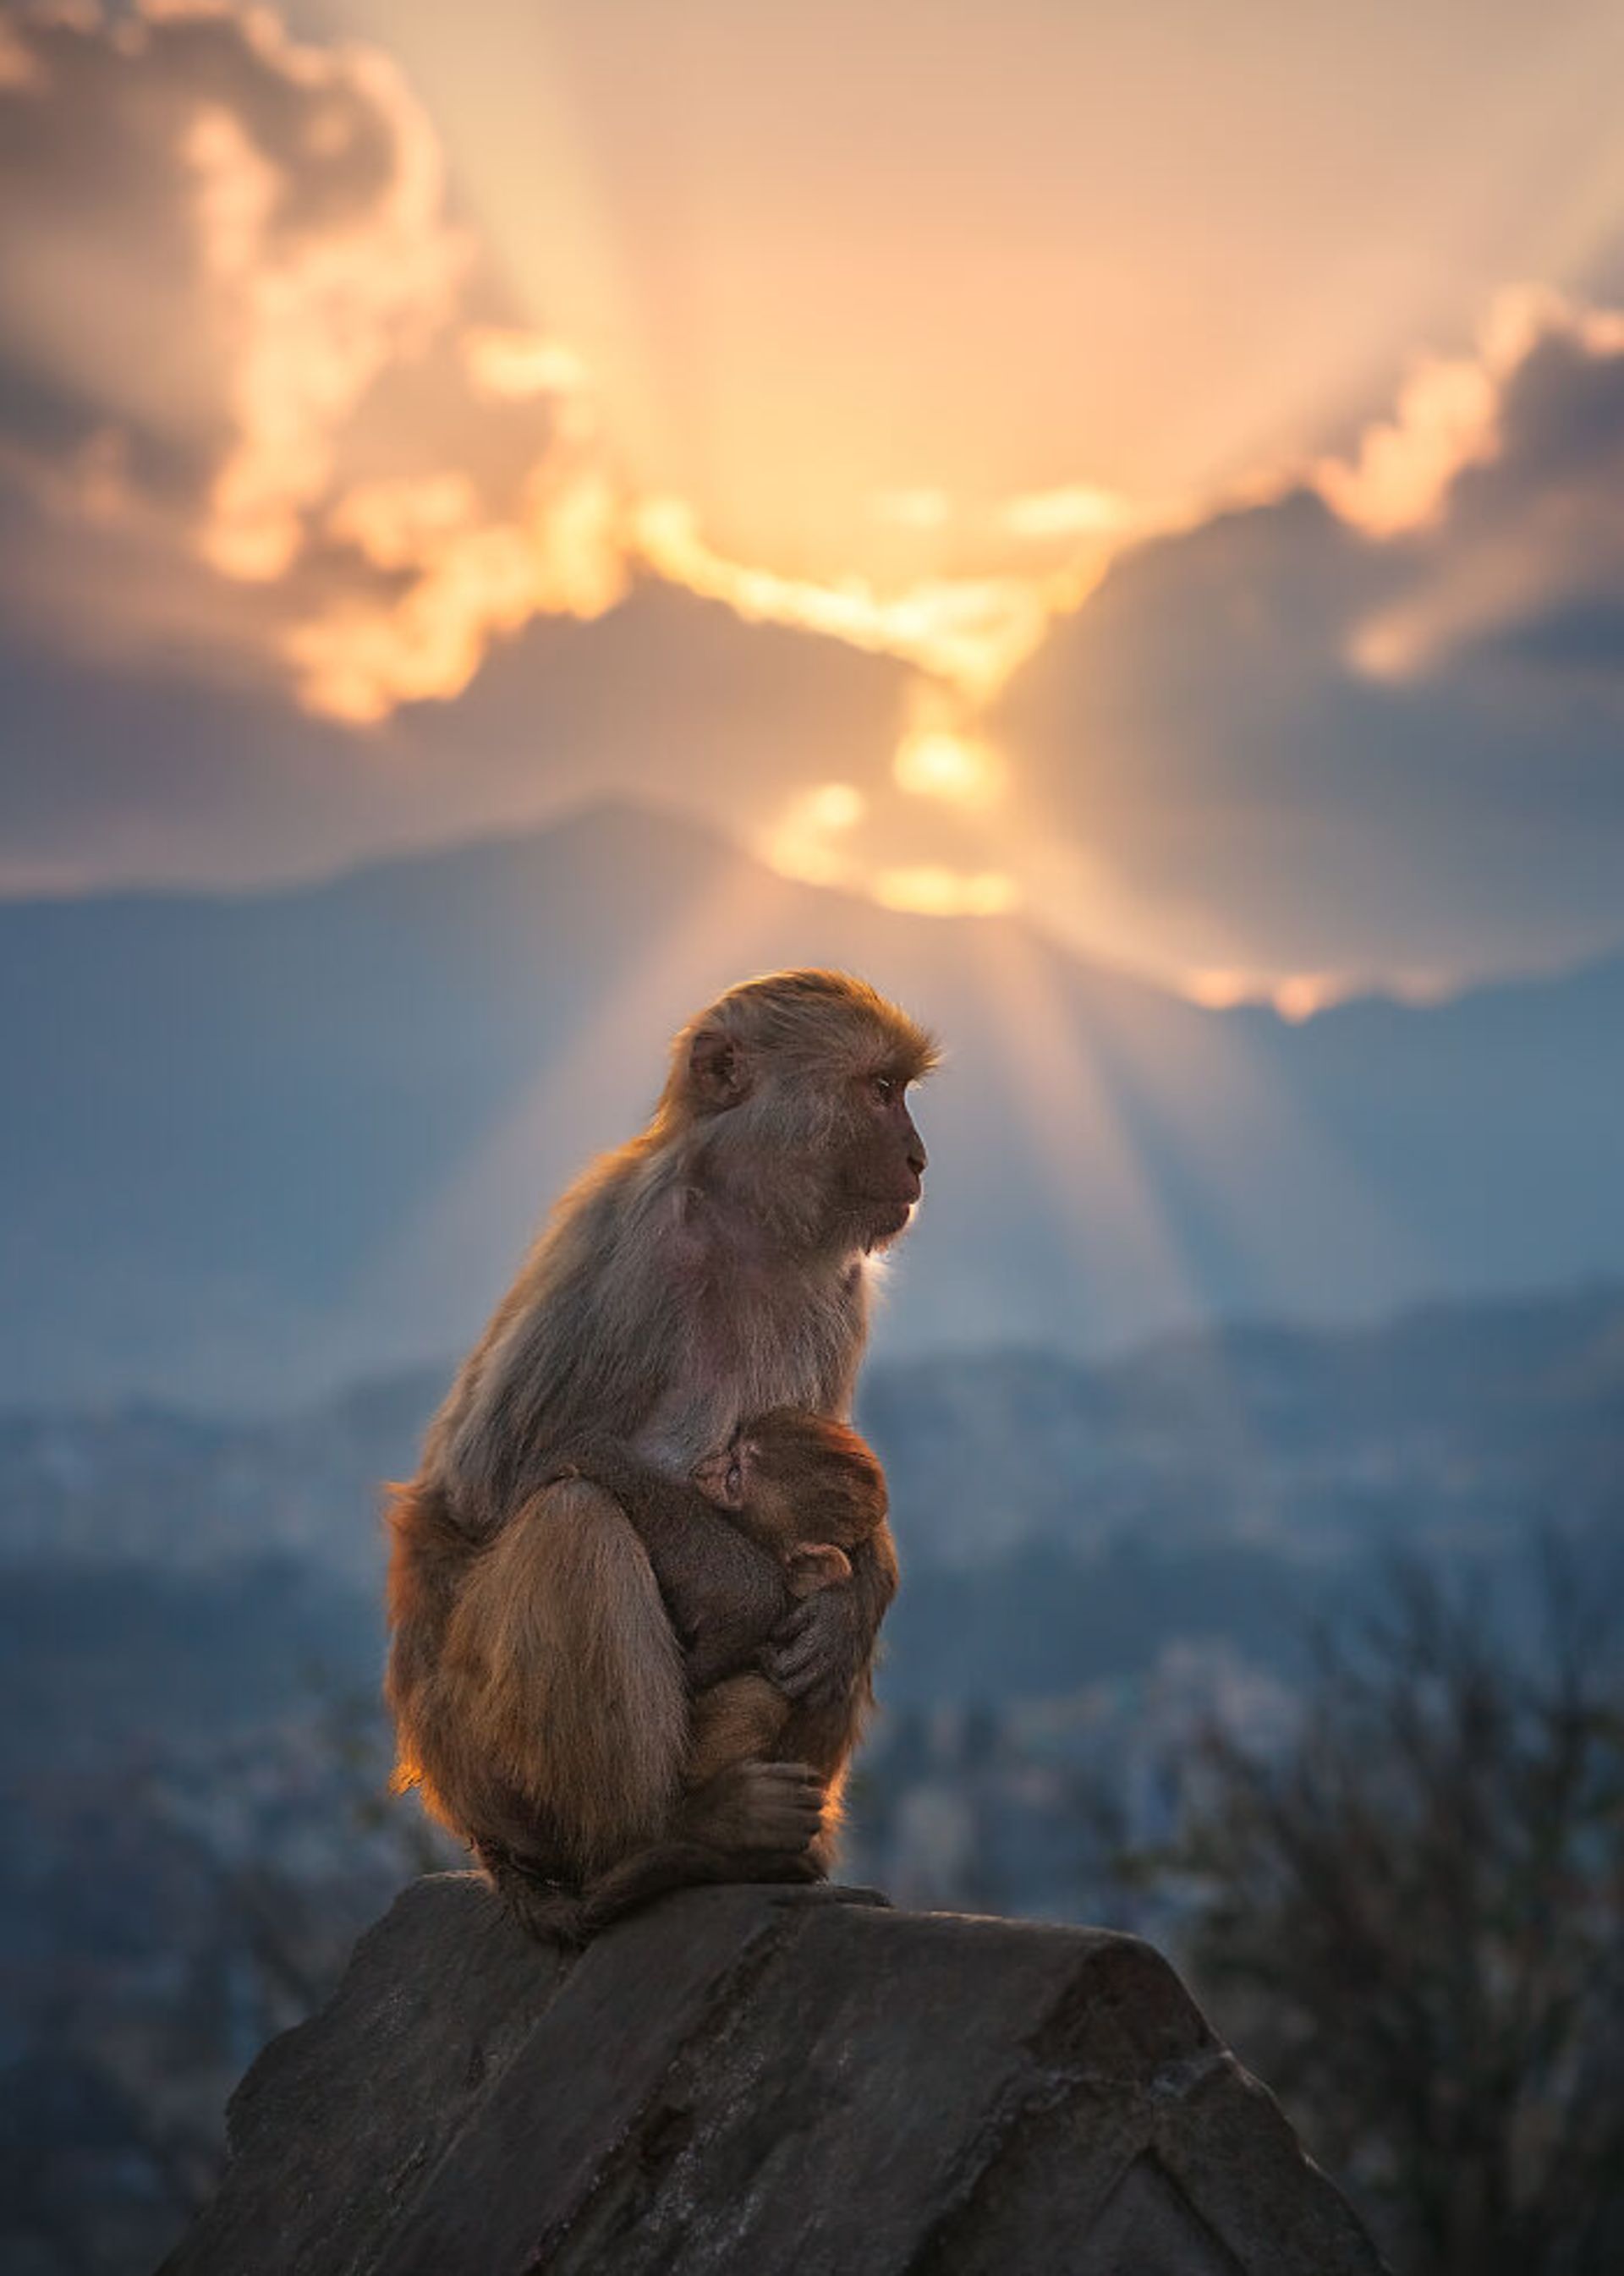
[{"xmin": 784, "ymin": 1543, "xmax": 853, "ymax": 1598}]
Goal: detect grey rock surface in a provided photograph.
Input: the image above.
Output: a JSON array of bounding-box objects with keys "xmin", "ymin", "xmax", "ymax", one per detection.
[{"xmin": 162, "ymin": 1873, "xmax": 1386, "ymax": 2276}]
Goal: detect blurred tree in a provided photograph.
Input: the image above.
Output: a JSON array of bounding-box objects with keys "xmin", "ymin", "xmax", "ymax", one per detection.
[
  {"xmin": 1, "ymin": 1686, "xmax": 458, "ymax": 2276},
  {"xmin": 1171, "ymin": 1549, "xmax": 1624, "ymax": 2276}
]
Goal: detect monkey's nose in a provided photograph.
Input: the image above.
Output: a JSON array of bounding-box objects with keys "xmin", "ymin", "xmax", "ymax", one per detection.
[{"xmin": 908, "ymin": 1139, "xmax": 928, "ymax": 1176}]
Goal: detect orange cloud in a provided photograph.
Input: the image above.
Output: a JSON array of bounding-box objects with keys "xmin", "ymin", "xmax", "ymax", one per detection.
[
  {"xmin": 1331, "ymin": 290, "xmax": 1624, "ymax": 679},
  {"xmin": 998, "ymin": 485, "xmax": 1140, "ymax": 540},
  {"xmin": 288, "ymin": 454, "xmax": 627, "ymax": 720},
  {"xmin": 0, "ymin": 2, "xmax": 1138, "ymax": 729},
  {"xmin": 1270, "ymin": 973, "xmax": 1352, "ymax": 1023},
  {"xmin": 873, "ymin": 867, "xmax": 1017, "ymax": 918},
  {"xmin": 0, "ymin": 3, "xmax": 1080, "ymax": 724},
  {"xmin": 7, "ymin": 1, "xmax": 1624, "ymax": 1019},
  {"xmin": 633, "ymin": 494, "xmax": 1058, "ymax": 697},
  {"xmin": 1315, "ymin": 347, "xmax": 1503, "ymax": 542},
  {"xmin": 462, "ymin": 326, "xmax": 594, "ymax": 403},
  {"xmin": 893, "ymin": 722, "xmax": 1004, "ymax": 808},
  {"xmin": 181, "ymin": 18, "xmax": 468, "ymax": 582},
  {"xmin": 0, "ymin": 0, "xmax": 487, "ymax": 677},
  {"xmin": 760, "ymin": 780, "xmax": 869, "ymax": 886},
  {"xmin": 1311, "ymin": 288, "xmax": 1624, "ymax": 542}
]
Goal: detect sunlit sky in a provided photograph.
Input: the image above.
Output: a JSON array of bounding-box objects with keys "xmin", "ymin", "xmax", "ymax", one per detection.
[{"xmin": 3, "ymin": 0, "xmax": 1624, "ymax": 1009}]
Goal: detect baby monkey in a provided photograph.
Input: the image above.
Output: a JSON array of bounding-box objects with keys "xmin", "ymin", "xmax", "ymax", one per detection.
[
  {"xmin": 518, "ymin": 1409, "xmax": 892, "ymax": 1938},
  {"xmin": 681, "ymin": 1408, "xmax": 888, "ymax": 1793}
]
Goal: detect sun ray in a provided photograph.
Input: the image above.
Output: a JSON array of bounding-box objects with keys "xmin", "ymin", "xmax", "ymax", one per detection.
[{"xmin": 311, "ymin": 842, "xmax": 798, "ymax": 1378}]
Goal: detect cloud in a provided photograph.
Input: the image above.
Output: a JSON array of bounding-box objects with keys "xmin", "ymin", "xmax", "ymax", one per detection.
[
  {"xmin": 287, "ymin": 450, "xmax": 627, "ymax": 720},
  {"xmin": 0, "ymin": 3, "xmax": 464, "ymax": 540},
  {"xmin": 0, "ymin": 3, "xmax": 1084, "ymax": 723},
  {"xmin": 0, "ymin": 0, "xmax": 614, "ymax": 700},
  {"xmin": 0, "ymin": 574, "xmax": 915, "ymax": 893},
  {"xmin": 1314, "ymin": 338, "xmax": 1503, "ymax": 540},
  {"xmin": 998, "ymin": 485, "xmax": 1142, "ymax": 540},
  {"xmin": 1315, "ymin": 291, "xmax": 1624, "ymax": 543},
  {"xmin": 1338, "ymin": 294, "xmax": 1624, "ymax": 683},
  {"xmin": 180, "ymin": 47, "xmax": 464, "ymax": 581},
  {"xmin": 994, "ymin": 294, "xmax": 1624, "ymax": 986},
  {"xmin": 632, "ymin": 494, "xmax": 1051, "ymax": 696},
  {"xmin": 0, "ymin": 6, "xmax": 1013, "ymax": 894},
  {"xmin": 460, "ymin": 327, "xmax": 594, "ymax": 406},
  {"xmin": 1, "ymin": 14, "xmax": 1621, "ymax": 1000}
]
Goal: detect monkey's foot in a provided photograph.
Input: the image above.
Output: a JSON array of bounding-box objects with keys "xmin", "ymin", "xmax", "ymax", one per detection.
[{"xmin": 679, "ymin": 1759, "xmax": 826, "ymax": 1854}]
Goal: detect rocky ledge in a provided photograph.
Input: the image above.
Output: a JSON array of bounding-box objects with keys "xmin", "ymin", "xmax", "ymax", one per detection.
[{"xmin": 162, "ymin": 1873, "xmax": 1385, "ymax": 2275}]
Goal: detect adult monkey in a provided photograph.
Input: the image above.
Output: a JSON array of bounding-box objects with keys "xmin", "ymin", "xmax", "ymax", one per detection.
[{"xmin": 386, "ymin": 969, "xmax": 935, "ymax": 1934}]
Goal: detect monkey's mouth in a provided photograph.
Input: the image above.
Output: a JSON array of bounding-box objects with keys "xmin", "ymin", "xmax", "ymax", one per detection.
[{"xmin": 862, "ymin": 1192, "xmax": 919, "ymax": 1242}]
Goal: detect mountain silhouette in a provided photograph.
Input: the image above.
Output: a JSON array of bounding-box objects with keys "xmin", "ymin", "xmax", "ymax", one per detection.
[{"xmin": 3, "ymin": 800, "xmax": 1621, "ymax": 1406}]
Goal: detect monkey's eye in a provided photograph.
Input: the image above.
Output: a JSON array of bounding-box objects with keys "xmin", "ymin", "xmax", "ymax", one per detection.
[
  {"xmin": 725, "ymin": 1456, "xmax": 743, "ymax": 1497},
  {"xmin": 871, "ymin": 1072, "xmax": 897, "ymax": 1105}
]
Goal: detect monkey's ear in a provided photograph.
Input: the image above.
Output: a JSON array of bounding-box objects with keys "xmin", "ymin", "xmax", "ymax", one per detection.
[
  {"xmin": 787, "ymin": 1544, "xmax": 853, "ymax": 1596},
  {"xmin": 688, "ymin": 1026, "xmax": 751, "ymax": 1111}
]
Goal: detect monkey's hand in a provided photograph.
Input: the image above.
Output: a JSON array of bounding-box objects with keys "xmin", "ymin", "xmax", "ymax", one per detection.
[{"xmin": 763, "ymin": 1526, "xmax": 898, "ymax": 1709}]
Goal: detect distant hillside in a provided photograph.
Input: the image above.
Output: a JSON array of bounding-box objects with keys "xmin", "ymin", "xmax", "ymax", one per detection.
[
  {"xmin": 3, "ymin": 1286, "xmax": 1619, "ymax": 2205},
  {"xmin": 3, "ymin": 801, "xmax": 1623, "ymax": 1405},
  {"xmin": 3, "ymin": 1286, "xmax": 1619, "ymax": 1692}
]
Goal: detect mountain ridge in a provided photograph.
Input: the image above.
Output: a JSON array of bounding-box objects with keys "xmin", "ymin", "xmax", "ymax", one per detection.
[
  {"xmin": 10, "ymin": 790, "xmax": 1619, "ymax": 1028},
  {"xmin": 4, "ymin": 799, "xmax": 1621, "ymax": 1406}
]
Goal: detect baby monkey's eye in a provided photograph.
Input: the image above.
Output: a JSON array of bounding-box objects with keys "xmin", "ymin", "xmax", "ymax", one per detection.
[
  {"xmin": 725, "ymin": 1456, "xmax": 743, "ymax": 1496},
  {"xmin": 871, "ymin": 1072, "xmax": 897, "ymax": 1104}
]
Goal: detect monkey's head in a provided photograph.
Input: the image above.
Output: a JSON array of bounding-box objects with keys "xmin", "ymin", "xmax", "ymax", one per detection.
[
  {"xmin": 658, "ymin": 969, "xmax": 936, "ymax": 1255},
  {"xmin": 691, "ymin": 1408, "xmax": 888, "ymax": 1562}
]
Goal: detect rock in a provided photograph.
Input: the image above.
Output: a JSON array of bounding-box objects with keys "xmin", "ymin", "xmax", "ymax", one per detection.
[{"xmin": 162, "ymin": 1873, "xmax": 1386, "ymax": 2275}]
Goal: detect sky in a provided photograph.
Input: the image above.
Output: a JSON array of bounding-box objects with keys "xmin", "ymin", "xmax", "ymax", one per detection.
[{"xmin": 3, "ymin": 0, "xmax": 1623, "ymax": 1008}]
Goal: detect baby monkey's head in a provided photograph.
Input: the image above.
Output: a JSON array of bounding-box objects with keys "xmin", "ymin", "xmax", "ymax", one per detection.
[{"xmin": 690, "ymin": 1409, "xmax": 887, "ymax": 1595}]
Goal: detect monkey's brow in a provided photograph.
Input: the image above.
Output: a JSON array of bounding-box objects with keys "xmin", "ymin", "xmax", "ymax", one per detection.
[{"xmin": 886, "ymin": 1034, "xmax": 938, "ymax": 1080}]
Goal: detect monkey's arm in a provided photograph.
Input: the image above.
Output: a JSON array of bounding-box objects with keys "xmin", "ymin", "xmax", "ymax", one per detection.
[
  {"xmin": 763, "ymin": 1520, "xmax": 898, "ymax": 1710},
  {"xmin": 549, "ymin": 1440, "xmax": 790, "ymax": 1690}
]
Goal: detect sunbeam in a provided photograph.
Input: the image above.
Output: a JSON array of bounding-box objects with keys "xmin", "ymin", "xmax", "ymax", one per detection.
[{"xmin": 313, "ymin": 844, "xmax": 801, "ymax": 1379}]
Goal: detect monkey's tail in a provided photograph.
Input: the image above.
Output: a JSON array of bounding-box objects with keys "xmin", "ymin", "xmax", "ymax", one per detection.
[
  {"xmin": 485, "ymin": 1835, "xmax": 826, "ymax": 1944},
  {"xmin": 475, "ymin": 1840, "xmax": 591, "ymax": 1949},
  {"xmin": 579, "ymin": 1842, "xmax": 824, "ymax": 1935}
]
